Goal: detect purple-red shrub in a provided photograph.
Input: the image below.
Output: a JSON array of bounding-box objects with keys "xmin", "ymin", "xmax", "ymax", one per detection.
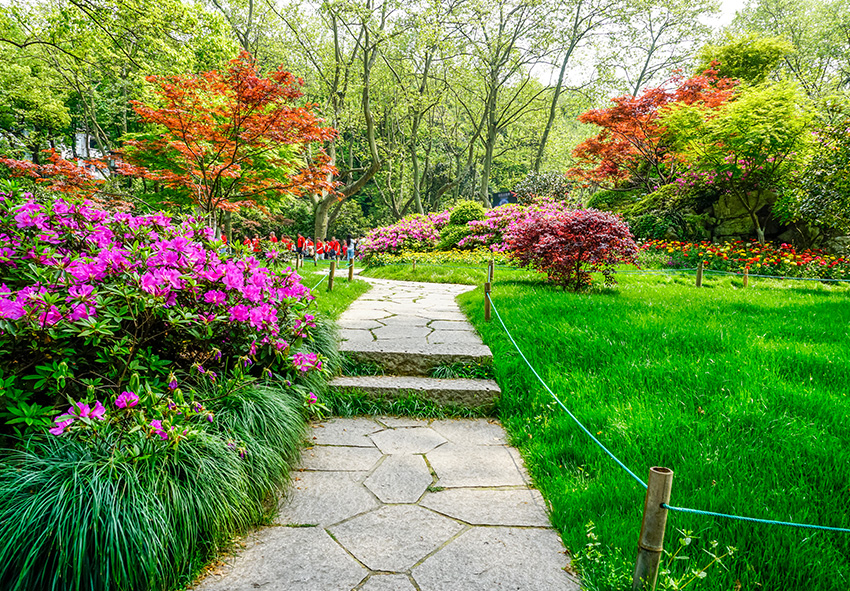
[{"xmin": 505, "ymin": 207, "xmax": 638, "ymax": 290}]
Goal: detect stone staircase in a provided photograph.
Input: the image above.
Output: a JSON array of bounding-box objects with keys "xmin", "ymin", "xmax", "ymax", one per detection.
[{"xmin": 329, "ymin": 277, "xmax": 501, "ymax": 409}]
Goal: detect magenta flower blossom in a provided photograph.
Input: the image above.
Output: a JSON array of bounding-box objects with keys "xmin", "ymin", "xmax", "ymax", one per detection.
[
  {"xmin": 115, "ymin": 391, "xmax": 139, "ymax": 408},
  {"xmin": 292, "ymin": 352, "xmax": 322, "ymax": 373},
  {"xmin": 150, "ymin": 419, "xmax": 168, "ymax": 440},
  {"xmin": 49, "ymin": 418, "xmax": 74, "ymax": 436},
  {"xmin": 307, "ymin": 392, "xmax": 318, "ymax": 405}
]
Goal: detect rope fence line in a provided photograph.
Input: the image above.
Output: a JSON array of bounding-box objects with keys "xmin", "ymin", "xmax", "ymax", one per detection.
[
  {"xmin": 484, "ymin": 289, "xmax": 850, "ymax": 535},
  {"xmin": 363, "ymin": 260, "xmax": 850, "ymax": 284},
  {"xmin": 485, "ymin": 292, "xmax": 648, "ymax": 490},
  {"xmin": 662, "ymin": 504, "xmax": 850, "ymax": 533}
]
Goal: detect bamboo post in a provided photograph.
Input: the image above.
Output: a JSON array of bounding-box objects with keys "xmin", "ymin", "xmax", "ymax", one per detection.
[
  {"xmin": 348, "ymin": 260, "xmax": 354, "ymax": 282},
  {"xmin": 743, "ymin": 267, "xmax": 749, "ymax": 288},
  {"xmin": 484, "ymin": 281, "xmax": 491, "ymax": 322},
  {"xmin": 488, "ymin": 259, "xmax": 494, "ymax": 283},
  {"xmin": 695, "ymin": 261, "xmax": 704, "ymax": 288},
  {"xmin": 328, "ymin": 261, "xmax": 336, "ymax": 292},
  {"xmin": 632, "ymin": 467, "xmax": 674, "ymax": 591},
  {"xmin": 412, "ymin": 259, "xmax": 417, "ymax": 271}
]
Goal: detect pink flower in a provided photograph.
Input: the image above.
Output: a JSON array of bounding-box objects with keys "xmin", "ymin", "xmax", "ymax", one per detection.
[{"xmin": 115, "ymin": 391, "xmax": 139, "ymax": 408}]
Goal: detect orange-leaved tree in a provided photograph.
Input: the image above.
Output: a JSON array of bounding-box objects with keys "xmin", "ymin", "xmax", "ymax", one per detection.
[
  {"xmin": 570, "ymin": 66, "xmax": 737, "ymax": 193},
  {"xmin": 0, "ymin": 149, "xmax": 106, "ymax": 199},
  {"xmin": 116, "ymin": 51, "xmax": 338, "ymax": 218}
]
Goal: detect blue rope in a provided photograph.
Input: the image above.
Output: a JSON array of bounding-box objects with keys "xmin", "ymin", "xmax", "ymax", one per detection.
[
  {"xmin": 663, "ymin": 504, "xmax": 850, "ymax": 533},
  {"xmin": 485, "ymin": 292, "xmax": 648, "ymax": 490}
]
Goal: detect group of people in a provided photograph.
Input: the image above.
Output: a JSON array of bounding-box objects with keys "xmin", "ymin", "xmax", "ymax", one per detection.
[{"xmin": 241, "ymin": 232, "xmax": 360, "ymax": 260}]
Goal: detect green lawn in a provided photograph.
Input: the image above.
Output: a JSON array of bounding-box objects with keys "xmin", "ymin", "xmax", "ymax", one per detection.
[
  {"xmin": 303, "ymin": 267, "xmax": 370, "ymax": 320},
  {"xmin": 366, "ymin": 263, "xmax": 850, "ymax": 590}
]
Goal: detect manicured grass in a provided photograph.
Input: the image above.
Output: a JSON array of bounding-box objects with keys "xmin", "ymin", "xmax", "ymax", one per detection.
[
  {"xmin": 304, "ymin": 270, "xmax": 370, "ymax": 320},
  {"xmin": 361, "ymin": 262, "xmax": 531, "ymax": 285},
  {"xmin": 456, "ymin": 271, "xmax": 850, "ymax": 590},
  {"xmin": 364, "ymin": 262, "xmax": 850, "ymax": 589}
]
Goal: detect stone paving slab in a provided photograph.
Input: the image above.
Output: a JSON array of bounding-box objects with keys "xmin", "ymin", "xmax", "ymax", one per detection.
[
  {"xmin": 427, "ymin": 442, "xmax": 527, "ymax": 488},
  {"xmin": 420, "ymin": 488, "xmax": 551, "ymax": 527},
  {"xmin": 194, "ymin": 526, "xmax": 367, "ymax": 591},
  {"xmin": 193, "ymin": 418, "xmax": 578, "ymax": 591},
  {"xmin": 413, "ymin": 526, "xmax": 577, "ymax": 591},
  {"xmin": 300, "ymin": 445, "xmax": 382, "ymax": 471},
  {"xmin": 275, "ymin": 471, "xmax": 378, "ymax": 527},
  {"xmin": 307, "ymin": 417, "xmax": 382, "ymax": 447}
]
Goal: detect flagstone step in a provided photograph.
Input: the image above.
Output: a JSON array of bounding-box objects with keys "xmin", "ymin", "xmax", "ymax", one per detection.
[
  {"xmin": 340, "ymin": 341, "xmax": 494, "ymax": 376},
  {"xmin": 330, "ymin": 375, "xmax": 501, "ymax": 409}
]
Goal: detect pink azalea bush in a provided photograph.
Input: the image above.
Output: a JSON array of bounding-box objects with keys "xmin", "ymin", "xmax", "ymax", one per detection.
[
  {"xmin": 458, "ymin": 204, "xmax": 528, "ymax": 252},
  {"xmin": 0, "ymin": 191, "xmax": 324, "ymax": 438},
  {"xmin": 359, "ymin": 210, "xmax": 450, "ymax": 262}
]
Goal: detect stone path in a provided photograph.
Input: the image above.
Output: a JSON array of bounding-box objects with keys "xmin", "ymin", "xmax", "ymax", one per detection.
[
  {"xmin": 330, "ymin": 277, "xmax": 500, "ymax": 408},
  {"xmin": 194, "ymin": 417, "xmax": 579, "ymax": 591},
  {"xmin": 192, "ymin": 277, "xmax": 579, "ymax": 590}
]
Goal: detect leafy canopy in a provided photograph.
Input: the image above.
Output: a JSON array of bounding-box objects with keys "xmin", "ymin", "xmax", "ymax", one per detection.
[{"xmin": 117, "ymin": 51, "xmax": 338, "ymax": 214}]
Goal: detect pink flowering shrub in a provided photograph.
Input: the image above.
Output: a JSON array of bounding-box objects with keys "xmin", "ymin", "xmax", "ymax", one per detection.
[
  {"xmin": 359, "ymin": 210, "xmax": 450, "ymax": 263},
  {"xmin": 0, "ymin": 191, "xmax": 323, "ymax": 436},
  {"xmin": 505, "ymin": 206, "xmax": 638, "ymax": 290},
  {"xmin": 459, "ymin": 204, "xmax": 528, "ymax": 252}
]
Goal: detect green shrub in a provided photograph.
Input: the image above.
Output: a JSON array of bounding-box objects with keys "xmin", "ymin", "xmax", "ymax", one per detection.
[
  {"xmin": 629, "ymin": 211, "xmax": 684, "ymax": 240},
  {"xmin": 437, "ymin": 224, "xmax": 474, "ymax": 250},
  {"xmin": 0, "ymin": 380, "xmax": 305, "ymax": 591},
  {"xmin": 448, "ymin": 200, "xmax": 485, "ymax": 225},
  {"xmin": 586, "ymin": 188, "xmax": 643, "ymax": 211}
]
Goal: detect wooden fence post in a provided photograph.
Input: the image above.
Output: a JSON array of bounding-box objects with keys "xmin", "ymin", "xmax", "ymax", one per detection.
[
  {"xmin": 743, "ymin": 267, "xmax": 749, "ymax": 288},
  {"xmin": 313, "ymin": 254, "xmax": 318, "ymax": 267},
  {"xmin": 632, "ymin": 467, "xmax": 674, "ymax": 591},
  {"xmin": 412, "ymin": 259, "xmax": 417, "ymax": 271},
  {"xmin": 348, "ymin": 260, "xmax": 354, "ymax": 282},
  {"xmin": 488, "ymin": 259, "xmax": 494, "ymax": 283},
  {"xmin": 484, "ymin": 281, "xmax": 491, "ymax": 322},
  {"xmin": 328, "ymin": 261, "xmax": 336, "ymax": 292},
  {"xmin": 695, "ymin": 261, "xmax": 704, "ymax": 288}
]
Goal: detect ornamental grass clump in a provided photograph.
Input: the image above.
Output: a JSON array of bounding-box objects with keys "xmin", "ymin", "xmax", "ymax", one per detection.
[
  {"xmin": 505, "ymin": 207, "xmax": 638, "ymax": 290},
  {"xmin": 0, "ymin": 380, "xmax": 305, "ymax": 591}
]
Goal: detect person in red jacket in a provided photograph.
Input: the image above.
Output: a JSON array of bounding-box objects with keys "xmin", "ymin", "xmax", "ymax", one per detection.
[
  {"xmin": 296, "ymin": 233, "xmax": 305, "ymax": 255},
  {"xmin": 305, "ymin": 238, "xmax": 314, "ymax": 257},
  {"xmin": 316, "ymin": 239, "xmax": 325, "ymax": 259},
  {"xmin": 269, "ymin": 231, "xmax": 278, "ymax": 243}
]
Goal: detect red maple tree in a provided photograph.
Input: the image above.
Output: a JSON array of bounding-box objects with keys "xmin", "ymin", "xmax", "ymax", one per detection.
[
  {"xmin": 0, "ymin": 149, "xmax": 107, "ymax": 199},
  {"xmin": 116, "ymin": 51, "xmax": 338, "ymax": 215},
  {"xmin": 570, "ymin": 66, "xmax": 737, "ymax": 192}
]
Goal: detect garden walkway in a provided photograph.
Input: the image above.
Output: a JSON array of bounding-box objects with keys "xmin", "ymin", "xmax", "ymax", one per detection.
[{"xmin": 193, "ymin": 278, "xmax": 579, "ymax": 591}]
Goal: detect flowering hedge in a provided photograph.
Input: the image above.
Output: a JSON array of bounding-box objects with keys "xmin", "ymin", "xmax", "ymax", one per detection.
[
  {"xmin": 459, "ymin": 204, "xmax": 530, "ymax": 252},
  {"xmin": 0, "ymin": 191, "xmax": 322, "ymax": 438},
  {"xmin": 641, "ymin": 239, "xmax": 850, "ymax": 280},
  {"xmin": 358, "ymin": 211, "xmax": 450, "ymax": 262},
  {"xmin": 361, "ymin": 248, "xmax": 514, "ymax": 268}
]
